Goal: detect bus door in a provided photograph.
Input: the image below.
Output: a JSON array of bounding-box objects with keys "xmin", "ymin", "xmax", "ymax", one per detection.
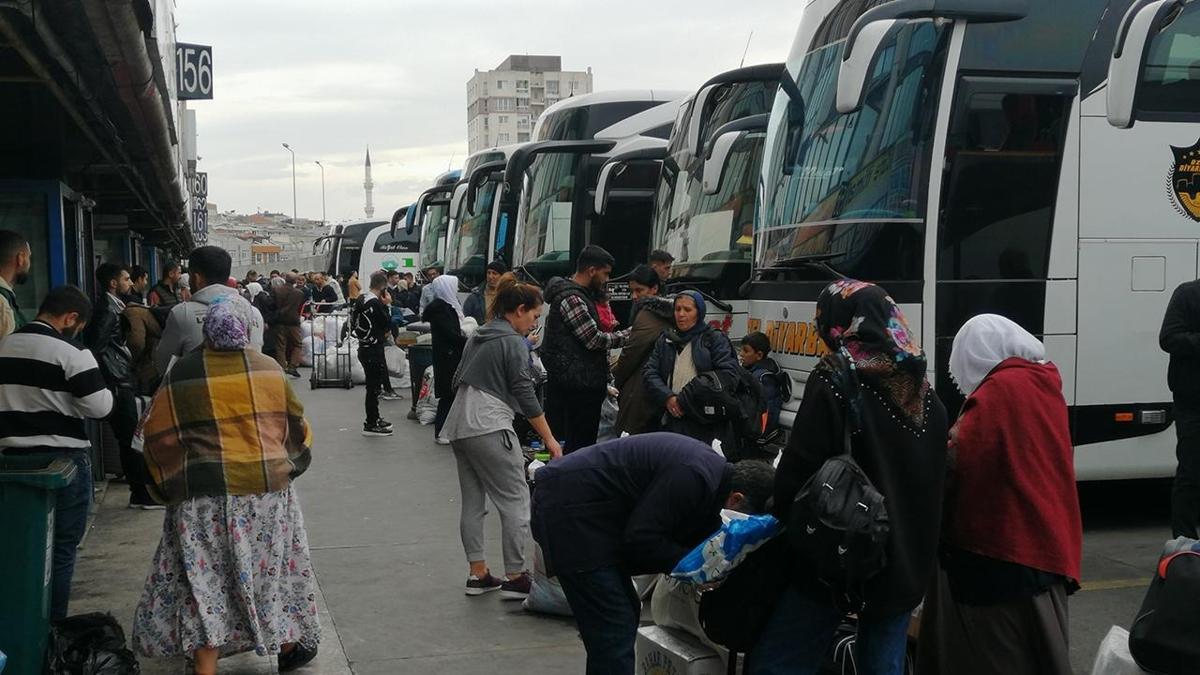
[
  {"xmin": 1071, "ymin": 0, "xmax": 1200, "ymax": 475},
  {"xmin": 934, "ymin": 77, "xmax": 1076, "ymax": 415}
]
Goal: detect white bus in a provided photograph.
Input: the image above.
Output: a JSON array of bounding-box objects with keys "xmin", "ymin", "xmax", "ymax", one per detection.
[{"xmin": 739, "ymin": 0, "xmax": 1200, "ymax": 480}]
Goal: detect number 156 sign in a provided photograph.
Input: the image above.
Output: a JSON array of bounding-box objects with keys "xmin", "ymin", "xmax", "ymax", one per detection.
[{"xmin": 176, "ymin": 43, "xmax": 213, "ymax": 100}]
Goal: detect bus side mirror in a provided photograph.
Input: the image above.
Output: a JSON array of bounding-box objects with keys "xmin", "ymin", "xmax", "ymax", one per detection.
[
  {"xmin": 594, "ymin": 161, "xmax": 624, "ymax": 215},
  {"xmin": 402, "ymin": 206, "xmax": 417, "ymax": 236},
  {"xmin": 837, "ymin": 20, "xmax": 900, "ymax": 114},
  {"xmin": 1107, "ymin": 0, "xmax": 1178, "ymax": 129},
  {"xmin": 703, "ymin": 131, "xmax": 743, "ymax": 195},
  {"xmin": 449, "ymin": 183, "xmax": 468, "ymax": 220}
]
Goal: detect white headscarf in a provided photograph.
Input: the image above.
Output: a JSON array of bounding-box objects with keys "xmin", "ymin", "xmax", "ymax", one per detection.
[
  {"xmin": 949, "ymin": 314, "xmax": 1046, "ymax": 396},
  {"xmin": 429, "ymin": 275, "xmax": 464, "ymax": 319},
  {"xmin": 246, "ymin": 281, "xmax": 264, "ymax": 298}
]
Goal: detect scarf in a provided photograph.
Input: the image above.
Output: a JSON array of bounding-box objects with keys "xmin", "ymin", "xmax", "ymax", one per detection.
[
  {"xmin": 429, "ymin": 275, "xmax": 464, "ymax": 319},
  {"xmin": 814, "ymin": 279, "xmax": 929, "ymax": 428},
  {"xmin": 668, "ymin": 290, "xmax": 708, "ymax": 347},
  {"xmin": 946, "ymin": 358, "xmax": 1081, "ymax": 581},
  {"xmin": 141, "ymin": 349, "xmax": 313, "ymax": 505},
  {"xmin": 949, "ymin": 313, "xmax": 1046, "ymax": 396}
]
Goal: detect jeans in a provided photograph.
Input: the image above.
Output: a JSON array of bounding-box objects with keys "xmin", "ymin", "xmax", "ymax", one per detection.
[
  {"xmin": 1173, "ymin": 400, "xmax": 1200, "ymax": 538},
  {"xmin": 360, "ymin": 345, "xmax": 385, "ymax": 424},
  {"xmin": 558, "ymin": 566, "xmax": 641, "ymax": 675},
  {"xmin": 748, "ymin": 586, "xmax": 910, "ymax": 675},
  {"xmin": 109, "ymin": 387, "xmax": 150, "ymax": 503},
  {"xmin": 545, "ymin": 381, "xmax": 606, "ymax": 454},
  {"xmin": 51, "ymin": 451, "xmax": 92, "ymax": 620}
]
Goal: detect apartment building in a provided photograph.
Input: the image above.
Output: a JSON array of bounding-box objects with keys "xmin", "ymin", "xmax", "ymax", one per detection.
[{"xmin": 466, "ymin": 55, "xmax": 594, "ymax": 153}]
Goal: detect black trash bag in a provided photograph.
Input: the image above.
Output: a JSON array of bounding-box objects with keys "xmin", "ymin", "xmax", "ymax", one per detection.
[{"xmin": 47, "ymin": 612, "xmax": 140, "ymax": 675}]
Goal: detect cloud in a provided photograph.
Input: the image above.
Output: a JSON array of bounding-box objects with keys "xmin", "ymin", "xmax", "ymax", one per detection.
[{"xmin": 176, "ymin": 0, "xmax": 802, "ymax": 221}]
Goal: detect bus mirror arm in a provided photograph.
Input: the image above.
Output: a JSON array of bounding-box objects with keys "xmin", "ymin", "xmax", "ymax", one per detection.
[
  {"xmin": 1106, "ymin": 0, "xmax": 1180, "ymax": 128},
  {"xmin": 838, "ymin": 0, "xmax": 1028, "ymax": 114},
  {"xmin": 702, "ymin": 115, "xmax": 769, "ymax": 195},
  {"xmin": 594, "ymin": 144, "xmax": 669, "ymax": 215}
]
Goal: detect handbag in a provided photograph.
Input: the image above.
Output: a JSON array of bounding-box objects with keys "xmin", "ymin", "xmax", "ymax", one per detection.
[
  {"xmin": 698, "ymin": 536, "xmax": 792, "ymax": 652},
  {"xmin": 786, "ymin": 351, "xmax": 890, "ymax": 611},
  {"xmin": 1129, "ymin": 545, "xmax": 1200, "ymax": 673}
]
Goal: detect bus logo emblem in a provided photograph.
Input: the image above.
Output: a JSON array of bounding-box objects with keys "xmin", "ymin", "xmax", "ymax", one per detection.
[{"xmin": 1170, "ymin": 140, "xmax": 1200, "ymax": 222}]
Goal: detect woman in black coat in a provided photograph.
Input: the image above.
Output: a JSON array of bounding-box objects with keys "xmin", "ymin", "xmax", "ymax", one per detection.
[{"xmin": 422, "ymin": 275, "xmax": 467, "ymax": 444}]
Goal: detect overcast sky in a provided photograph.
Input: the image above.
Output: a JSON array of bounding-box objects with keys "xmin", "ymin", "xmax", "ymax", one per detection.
[{"xmin": 174, "ymin": 1, "xmax": 803, "ymax": 224}]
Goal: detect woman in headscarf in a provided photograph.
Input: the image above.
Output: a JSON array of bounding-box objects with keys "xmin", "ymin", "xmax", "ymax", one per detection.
[
  {"xmin": 750, "ymin": 280, "xmax": 948, "ymax": 675},
  {"xmin": 642, "ymin": 290, "xmax": 740, "ymax": 445},
  {"xmin": 132, "ymin": 296, "xmax": 319, "ymax": 675},
  {"xmin": 422, "ymin": 274, "xmax": 468, "ymax": 444},
  {"xmin": 916, "ymin": 314, "xmax": 1081, "ymax": 675}
]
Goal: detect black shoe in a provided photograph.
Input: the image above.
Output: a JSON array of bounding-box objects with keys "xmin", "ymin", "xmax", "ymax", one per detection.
[
  {"xmin": 378, "ymin": 419, "xmax": 394, "ymax": 430},
  {"xmin": 406, "ymin": 409, "xmax": 418, "ymax": 421},
  {"xmin": 286, "ymin": 367, "xmax": 302, "ymax": 378},
  {"xmin": 362, "ymin": 421, "xmax": 393, "ymax": 437},
  {"xmin": 129, "ymin": 495, "xmax": 165, "ymax": 511},
  {"xmin": 278, "ymin": 644, "xmax": 318, "ymax": 672}
]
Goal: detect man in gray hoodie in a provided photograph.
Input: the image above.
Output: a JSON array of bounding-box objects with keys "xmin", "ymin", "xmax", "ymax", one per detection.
[{"xmin": 155, "ymin": 246, "xmax": 264, "ymax": 375}]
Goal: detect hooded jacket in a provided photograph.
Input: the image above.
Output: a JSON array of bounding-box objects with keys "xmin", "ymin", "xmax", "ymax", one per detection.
[
  {"xmin": 613, "ymin": 296, "xmax": 675, "ymax": 434},
  {"xmin": 452, "ymin": 318, "xmax": 542, "ymax": 419},
  {"xmin": 541, "ymin": 276, "xmax": 607, "ymax": 391},
  {"xmin": 155, "ymin": 284, "xmax": 265, "ymax": 375},
  {"xmin": 747, "ymin": 357, "xmax": 784, "ymax": 431}
]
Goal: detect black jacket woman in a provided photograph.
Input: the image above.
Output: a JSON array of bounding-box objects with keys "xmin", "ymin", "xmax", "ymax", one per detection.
[
  {"xmin": 643, "ymin": 290, "xmax": 740, "ymax": 446},
  {"xmin": 422, "ymin": 274, "xmax": 467, "ymax": 444},
  {"xmin": 749, "ymin": 280, "xmax": 948, "ymax": 675}
]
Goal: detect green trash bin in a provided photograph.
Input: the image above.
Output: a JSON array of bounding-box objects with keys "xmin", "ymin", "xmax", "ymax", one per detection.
[{"xmin": 0, "ymin": 454, "xmax": 79, "ymax": 675}]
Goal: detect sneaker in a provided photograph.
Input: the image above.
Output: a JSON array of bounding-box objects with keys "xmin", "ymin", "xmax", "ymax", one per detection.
[
  {"xmin": 286, "ymin": 368, "xmax": 302, "ymax": 378},
  {"xmin": 465, "ymin": 573, "xmax": 504, "ymax": 596},
  {"xmin": 378, "ymin": 419, "xmax": 394, "ymax": 429},
  {"xmin": 362, "ymin": 421, "xmax": 393, "ymax": 437},
  {"xmin": 499, "ymin": 573, "xmax": 532, "ymax": 600},
  {"xmin": 380, "ymin": 391, "xmax": 403, "ymax": 401},
  {"xmin": 129, "ymin": 496, "xmax": 165, "ymax": 510},
  {"xmin": 435, "ymin": 435, "xmax": 451, "ymax": 446}
]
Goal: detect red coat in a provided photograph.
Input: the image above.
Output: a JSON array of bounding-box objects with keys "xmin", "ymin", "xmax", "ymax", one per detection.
[{"xmin": 946, "ymin": 358, "xmax": 1082, "ymax": 582}]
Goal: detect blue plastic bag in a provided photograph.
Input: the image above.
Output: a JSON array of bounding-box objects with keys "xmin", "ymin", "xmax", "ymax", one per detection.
[
  {"xmin": 1, "ymin": 648, "xmax": 7, "ymax": 673},
  {"xmin": 670, "ymin": 511, "xmax": 781, "ymax": 585}
]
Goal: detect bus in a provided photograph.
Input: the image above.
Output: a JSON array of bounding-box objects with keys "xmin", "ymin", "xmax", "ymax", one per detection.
[
  {"xmin": 438, "ymin": 147, "xmax": 521, "ymax": 289},
  {"xmin": 739, "ymin": 0, "xmax": 1200, "ymax": 480},
  {"xmin": 316, "ymin": 217, "xmax": 420, "ymax": 281},
  {"xmin": 403, "ymin": 170, "xmax": 460, "ymax": 277},
  {"xmin": 645, "ymin": 63, "xmax": 783, "ymax": 335},
  {"xmin": 501, "ymin": 90, "xmax": 688, "ymax": 289}
]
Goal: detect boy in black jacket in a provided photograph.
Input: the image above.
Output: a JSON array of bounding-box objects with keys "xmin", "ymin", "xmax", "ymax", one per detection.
[
  {"xmin": 343, "ymin": 271, "xmax": 397, "ymax": 436},
  {"xmin": 741, "ymin": 331, "xmax": 785, "ymax": 432},
  {"xmin": 531, "ymin": 433, "xmax": 774, "ymax": 674}
]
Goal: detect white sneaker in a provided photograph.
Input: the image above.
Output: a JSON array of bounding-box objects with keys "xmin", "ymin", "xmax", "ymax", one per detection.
[{"xmin": 435, "ymin": 436, "xmax": 451, "ymax": 445}]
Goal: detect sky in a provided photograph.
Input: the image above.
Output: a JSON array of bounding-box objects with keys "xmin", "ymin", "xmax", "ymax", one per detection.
[{"xmin": 174, "ymin": 1, "xmax": 803, "ymax": 224}]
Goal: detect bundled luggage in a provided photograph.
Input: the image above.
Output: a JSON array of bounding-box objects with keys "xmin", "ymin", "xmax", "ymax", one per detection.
[{"xmin": 1129, "ymin": 537, "xmax": 1200, "ymax": 673}]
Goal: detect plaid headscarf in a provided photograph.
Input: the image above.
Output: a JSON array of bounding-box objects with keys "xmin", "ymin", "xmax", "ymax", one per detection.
[{"xmin": 142, "ymin": 348, "xmax": 313, "ymax": 504}]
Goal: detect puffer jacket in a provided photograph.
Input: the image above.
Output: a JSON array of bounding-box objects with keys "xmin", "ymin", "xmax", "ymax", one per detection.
[
  {"xmin": 642, "ymin": 325, "xmax": 740, "ymax": 406},
  {"xmin": 613, "ymin": 296, "xmax": 674, "ymax": 434}
]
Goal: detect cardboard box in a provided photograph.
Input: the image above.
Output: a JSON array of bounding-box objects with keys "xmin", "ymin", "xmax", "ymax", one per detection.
[{"xmin": 636, "ymin": 625, "xmax": 725, "ymax": 675}]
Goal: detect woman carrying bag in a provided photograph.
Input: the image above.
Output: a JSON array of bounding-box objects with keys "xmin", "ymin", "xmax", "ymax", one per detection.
[{"xmin": 422, "ymin": 274, "xmax": 468, "ymax": 444}]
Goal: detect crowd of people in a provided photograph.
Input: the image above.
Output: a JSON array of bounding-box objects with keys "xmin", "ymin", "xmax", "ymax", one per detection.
[{"xmin": 9, "ymin": 225, "xmax": 1200, "ymax": 675}]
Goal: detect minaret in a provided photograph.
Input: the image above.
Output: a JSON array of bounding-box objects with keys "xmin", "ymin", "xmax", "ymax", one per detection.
[{"xmin": 363, "ymin": 146, "xmax": 375, "ymax": 218}]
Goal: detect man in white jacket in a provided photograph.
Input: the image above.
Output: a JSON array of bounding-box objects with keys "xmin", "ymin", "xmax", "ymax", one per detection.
[{"xmin": 156, "ymin": 246, "xmax": 264, "ymax": 375}]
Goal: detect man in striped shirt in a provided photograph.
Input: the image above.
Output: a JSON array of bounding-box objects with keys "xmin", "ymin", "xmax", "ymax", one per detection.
[{"xmin": 0, "ymin": 285, "xmax": 113, "ymax": 620}]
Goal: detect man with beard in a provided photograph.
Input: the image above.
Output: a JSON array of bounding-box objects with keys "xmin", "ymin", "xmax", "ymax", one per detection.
[
  {"xmin": 541, "ymin": 245, "xmax": 629, "ymax": 453},
  {"xmin": 0, "ymin": 229, "xmax": 33, "ymax": 338},
  {"xmin": 0, "ymin": 286, "xmax": 113, "ymax": 619}
]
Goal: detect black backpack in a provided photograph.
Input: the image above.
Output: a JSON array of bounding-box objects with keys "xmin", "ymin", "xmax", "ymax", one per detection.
[
  {"xmin": 47, "ymin": 612, "xmax": 140, "ymax": 674},
  {"xmin": 679, "ymin": 369, "xmax": 768, "ymax": 440},
  {"xmin": 1129, "ymin": 546, "xmax": 1200, "ymax": 673},
  {"xmin": 347, "ymin": 297, "xmax": 377, "ymax": 344},
  {"xmin": 786, "ymin": 352, "xmax": 889, "ymax": 611}
]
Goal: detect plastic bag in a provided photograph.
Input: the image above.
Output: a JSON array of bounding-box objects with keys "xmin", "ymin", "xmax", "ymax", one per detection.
[
  {"xmin": 670, "ymin": 511, "xmax": 781, "ymax": 585},
  {"xmin": 1090, "ymin": 626, "xmax": 1142, "ymax": 675},
  {"xmin": 596, "ymin": 390, "xmax": 620, "ymax": 443},
  {"xmin": 47, "ymin": 612, "xmax": 140, "ymax": 675},
  {"xmin": 523, "ymin": 544, "xmax": 573, "ymax": 617},
  {"xmin": 384, "ymin": 344, "xmax": 408, "ymax": 378},
  {"xmin": 415, "ymin": 371, "xmax": 438, "ymax": 425}
]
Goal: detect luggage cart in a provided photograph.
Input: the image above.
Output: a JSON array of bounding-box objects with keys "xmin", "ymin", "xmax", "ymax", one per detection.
[{"xmin": 309, "ymin": 309, "xmax": 354, "ymax": 390}]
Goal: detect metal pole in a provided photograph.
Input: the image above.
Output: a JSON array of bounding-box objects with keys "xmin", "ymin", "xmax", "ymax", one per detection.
[
  {"xmin": 315, "ymin": 161, "xmax": 326, "ymax": 227},
  {"xmin": 282, "ymin": 143, "xmax": 296, "ymax": 226}
]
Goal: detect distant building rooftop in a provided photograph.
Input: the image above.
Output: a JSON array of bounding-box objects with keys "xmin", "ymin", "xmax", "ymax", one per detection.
[{"xmin": 495, "ymin": 55, "xmax": 562, "ymax": 72}]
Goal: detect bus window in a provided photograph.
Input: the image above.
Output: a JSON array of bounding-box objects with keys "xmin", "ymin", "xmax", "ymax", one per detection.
[
  {"xmin": 1138, "ymin": 2, "xmax": 1200, "ymax": 117},
  {"xmin": 519, "ymin": 152, "xmax": 581, "ymax": 281}
]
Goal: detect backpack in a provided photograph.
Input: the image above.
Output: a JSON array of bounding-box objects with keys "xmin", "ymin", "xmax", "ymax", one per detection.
[
  {"xmin": 786, "ymin": 351, "xmax": 890, "ymax": 611},
  {"xmin": 47, "ymin": 612, "xmax": 140, "ymax": 674},
  {"xmin": 759, "ymin": 366, "xmax": 793, "ymax": 403},
  {"xmin": 1129, "ymin": 544, "xmax": 1200, "ymax": 673},
  {"xmin": 347, "ymin": 297, "xmax": 377, "ymax": 344},
  {"xmin": 679, "ymin": 369, "xmax": 768, "ymax": 440}
]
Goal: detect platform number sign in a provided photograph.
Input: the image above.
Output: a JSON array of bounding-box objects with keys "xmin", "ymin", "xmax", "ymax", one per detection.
[
  {"xmin": 192, "ymin": 172, "xmax": 209, "ymax": 245},
  {"xmin": 175, "ymin": 43, "xmax": 213, "ymax": 100}
]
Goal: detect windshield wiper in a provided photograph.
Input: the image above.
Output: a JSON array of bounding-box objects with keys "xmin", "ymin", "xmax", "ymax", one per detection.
[
  {"xmin": 664, "ymin": 281, "xmax": 734, "ymax": 313},
  {"xmin": 757, "ymin": 252, "xmax": 846, "ymax": 278}
]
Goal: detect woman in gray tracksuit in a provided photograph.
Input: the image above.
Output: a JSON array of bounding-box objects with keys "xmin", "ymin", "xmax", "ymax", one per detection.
[{"xmin": 442, "ymin": 273, "xmax": 563, "ymax": 600}]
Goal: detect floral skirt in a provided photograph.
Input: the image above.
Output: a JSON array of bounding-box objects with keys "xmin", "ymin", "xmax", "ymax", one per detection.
[{"xmin": 132, "ymin": 486, "xmax": 321, "ymax": 658}]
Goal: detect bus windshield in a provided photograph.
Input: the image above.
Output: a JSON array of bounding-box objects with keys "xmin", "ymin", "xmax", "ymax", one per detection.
[
  {"xmin": 758, "ymin": 20, "xmax": 947, "ymax": 283},
  {"xmin": 655, "ymin": 80, "xmax": 775, "ymax": 297},
  {"xmin": 419, "ymin": 202, "xmax": 451, "ymax": 270},
  {"xmin": 447, "ymin": 180, "xmax": 498, "ymax": 288},
  {"xmin": 516, "ymin": 152, "xmax": 581, "ymax": 282}
]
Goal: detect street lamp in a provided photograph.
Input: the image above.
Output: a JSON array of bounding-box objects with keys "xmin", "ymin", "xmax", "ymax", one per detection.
[
  {"xmin": 314, "ymin": 160, "xmax": 326, "ymax": 228},
  {"xmin": 281, "ymin": 142, "xmax": 296, "ymax": 227}
]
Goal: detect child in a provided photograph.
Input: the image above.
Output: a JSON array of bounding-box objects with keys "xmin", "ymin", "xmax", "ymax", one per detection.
[
  {"xmin": 594, "ymin": 289, "xmax": 619, "ymax": 333},
  {"xmin": 740, "ymin": 332, "xmax": 785, "ymax": 432}
]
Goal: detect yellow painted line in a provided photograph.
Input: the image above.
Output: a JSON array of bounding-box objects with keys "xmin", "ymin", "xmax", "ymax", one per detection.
[{"xmin": 1079, "ymin": 578, "xmax": 1149, "ymax": 592}]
